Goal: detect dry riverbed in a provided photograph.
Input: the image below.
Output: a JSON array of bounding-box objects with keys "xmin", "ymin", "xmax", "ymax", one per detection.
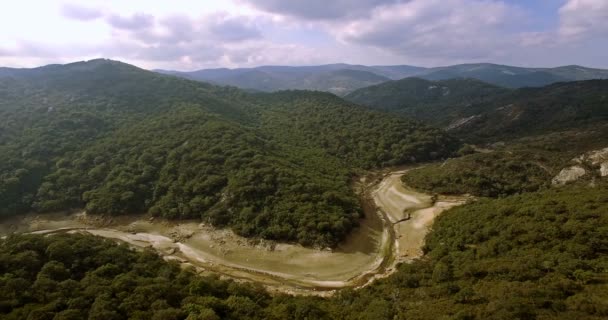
[
  {"xmin": 372, "ymin": 169, "xmax": 470, "ymax": 264},
  {"xmin": 0, "ymin": 167, "xmax": 469, "ymax": 295}
]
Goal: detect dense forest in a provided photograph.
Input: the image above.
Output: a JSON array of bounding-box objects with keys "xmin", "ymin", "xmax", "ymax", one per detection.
[
  {"xmin": 347, "ymin": 78, "xmax": 608, "ymax": 142},
  {"xmin": 345, "ymin": 77, "xmax": 509, "ymax": 124},
  {"xmin": 451, "ymin": 80, "xmax": 608, "ymax": 142},
  {"xmin": 403, "ymin": 150, "xmax": 552, "ymax": 197},
  {"xmin": 1, "ymin": 58, "xmax": 607, "ymax": 319},
  {"xmin": 2, "ymin": 181, "xmax": 606, "ymax": 319},
  {"xmin": 403, "ymin": 125, "xmax": 608, "ymax": 197},
  {"xmin": 0, "ymin": 59, "xmax": 459, "ymax": 247}
]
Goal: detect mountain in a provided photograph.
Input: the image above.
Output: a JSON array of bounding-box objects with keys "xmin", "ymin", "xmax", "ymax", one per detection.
[
  {"xmin": 2, "ymin": 59, "xmax": 608, "ymax": 320},
  {"xmin": 0, "ymin": 59, "xmax": 458, "ymax": 247},
  {"xmin": 345, "ymin": 77, "xmax": 510, "ymax": 124},
  {"xmin": 445, "ymin": 79, "xmax": 608, "ymax": 141},
  {"xmin": 416, "ymin": 63, "xmax": 608, "ymax": 88},
  {"xmin": 346, "ymin": 75, "xmax": 608, "ymax": 141},
  {"xmin": 156, "ymin": 63, "xmax": 425, "ymax": 95},
  {"xmin": 158, "ymin": 62, "xmax": 608, "ymax": 94}
]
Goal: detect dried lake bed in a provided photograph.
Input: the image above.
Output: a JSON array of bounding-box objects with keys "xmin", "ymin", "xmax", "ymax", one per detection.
[{"xmin": 0, "ymin": 167, "xmax": 469, "ymax": 295}]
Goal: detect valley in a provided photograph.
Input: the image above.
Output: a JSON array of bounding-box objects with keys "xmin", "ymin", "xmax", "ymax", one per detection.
[
  {"xmin": 2, "ymin": 1, "xmax": 608, "ymax": 317},
  {"xmin": 0, "ymin": 166, "xmax": 469, "ymax": 295},
  {"xmin": 1, "ymin": 59, "xmax": 607, "ymax": 319}
]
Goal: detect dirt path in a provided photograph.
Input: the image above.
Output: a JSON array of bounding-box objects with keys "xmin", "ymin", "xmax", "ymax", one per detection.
[{"xmin": 0, "ymin": 167, "xmax": 469, "ymax": 295}]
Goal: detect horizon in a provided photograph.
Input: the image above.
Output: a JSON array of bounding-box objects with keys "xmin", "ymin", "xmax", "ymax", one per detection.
[
  {"xmin": 1, "ymin": 57, "xmax": 605, "ymax": 73},
  {"xmin": 1, "ymin": 1, "xmax": 607, "ymax": 70}
]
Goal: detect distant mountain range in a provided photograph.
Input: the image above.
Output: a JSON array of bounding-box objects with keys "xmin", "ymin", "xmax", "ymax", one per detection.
[
  {"xmin": 156, "ymin": 63, "xmax": 608, "ymax": 95},
  {"xmin": 156, "ymin": 64, "xmax": 425, "ymax": 96}
]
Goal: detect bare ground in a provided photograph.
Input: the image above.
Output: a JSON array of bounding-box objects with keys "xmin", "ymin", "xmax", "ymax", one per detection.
[{"xmin": 0, "ymin": 167, "xmax": 469, "ymax": 295}]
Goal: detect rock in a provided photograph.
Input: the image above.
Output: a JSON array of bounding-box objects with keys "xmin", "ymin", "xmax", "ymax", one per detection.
[
  {"xmin": 552, "ymin": 166, "xmax": 586, "ymax": 186},
  {"xmin": 149, "ymin": 217, "xmax": 155, "ymax": 222},
  {"xmin": 601, "ymin": 162, "xmax": 608, "ymax": 177}
]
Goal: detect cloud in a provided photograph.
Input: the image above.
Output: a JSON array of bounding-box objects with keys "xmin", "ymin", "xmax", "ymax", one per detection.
[
  {"xmin": 60, "ymin": 3, "xmax": 103, "ymax": 21},
  {"xmin": 334, "ymin": 0, "xmax": 524, "ymax": 62},
  {"xmin": 93, "ymin": 12, "xmax": 266, "ymax": 68},
  {"xmin": 559, "ymin": 0, "xmax": 608, "ymax": 38},
  {"xmin": 3, "ymin": 0, "xmax": 608, "ymax": 69},
  {"xmin": 209, "ymin": 15, "xmax": 262, "ymax": 42},
  {"xmin": 238, "ymin": 0, "xmax": 398, "ymax": 20},
  {"xmin": 0, "ymin": 47, "xmax": 13, "ymax": 57},
  {"xmin": 107, "ymin": 13, "xmax": 155, "ymax": 30}
]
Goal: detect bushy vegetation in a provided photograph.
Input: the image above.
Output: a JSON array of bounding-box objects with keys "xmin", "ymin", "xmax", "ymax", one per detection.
[
  {"xmin": 347, "ymin": 78, "xmax": 608, "ymax": 143},
  {"xmin": 403, "ymin": 126, "xmax": 608, "ymax": 197},
  {"xmin": 0, "ymin": 233, "xmax": 329, "ymax": 320},
  {"xmin": 450, "ymin": 80, "xmax": 608, "ymax": 142},
  {"xmin": 345, "ymin": 77, "xmax": 509, "ymax": 125},
  {"xmin": 3, "ymin": 182, "xmax": 606, "ymax": 319},
  {"xmin": 253, "ymin": 90, "xmax": 457, "ymax": 168},
  {"xmin": 403, "ymin": 151, "xmax": 552, "ymax": 197},
  {"xmin": 329, "ymin": 183, "xmax": 608, "ymax": 319},
  {"xmin": 0, "ymin": 60, "xmax": 459, "ymax": 247}
]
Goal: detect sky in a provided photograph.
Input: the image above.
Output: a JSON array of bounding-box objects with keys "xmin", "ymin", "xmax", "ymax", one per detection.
[{"xmin": 0, "ymin": 0, "xmax": 607, "ymax": 70}]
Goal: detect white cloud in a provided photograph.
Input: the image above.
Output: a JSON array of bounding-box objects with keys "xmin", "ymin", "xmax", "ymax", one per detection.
[
  {"xmin": 1, "ymin": 0, "xmax": 607, "ymax": 69},
  {"xmin": 236, "ymin": 0, "xmax": 397, "ymax": 20},
  {"xmin": 334, "ymin": 0, "xmax": 525, "ymax": 62},
  {"xmin": 61, "ymin": 3, "xmax": 104, "ymax": 21},
  {"xmin": 559, "ymin": 0, "xmax": 608, "ymax": 38},
  {"xmin": 107, "ymin": 13, "xmax": 155, "ymax": 30}
]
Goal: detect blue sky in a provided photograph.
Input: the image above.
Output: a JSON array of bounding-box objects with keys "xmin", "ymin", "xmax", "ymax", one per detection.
[{"xmin": 0, "ymin": 0, "xmax": 606, "ymax": 69}]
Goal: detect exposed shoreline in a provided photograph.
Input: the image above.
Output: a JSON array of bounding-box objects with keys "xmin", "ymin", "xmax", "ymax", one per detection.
[{"xmin": 0, "ymin": 166, "xmax": 469, "ymax": 296}]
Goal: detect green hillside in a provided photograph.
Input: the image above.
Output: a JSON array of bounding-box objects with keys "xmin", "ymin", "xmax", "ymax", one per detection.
[
  {"xmin": 403, "ymin": 124, "xmax": 608, "ymax": 197},
  {"xmin": 0, "ymin": 59, "xmax": 458, "ymax": 247},
  {"xmin": 347, "ymin": 77, "xmax": 608, "ymax": 142},
  {"xmin": 447, "ymin": 80, "xmax": 608, "ymax": 141},
  {"xmin": 345, "ymin": 77, "xmax": 509, "ymax": 124},
  {"xmin": 3, "ymin": 181, "xmax": 606, "ymax": 319}
]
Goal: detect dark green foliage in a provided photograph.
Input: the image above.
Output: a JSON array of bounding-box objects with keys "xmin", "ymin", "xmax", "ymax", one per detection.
[
  {"xmin": 252, "ymin": 90, "xmax": 458, "ymax": 168},
  {"xmin": 2, "ymin": 182, "xmax": 607, "ymax": 319},
  {"xmin": 402, "ymin": 126, "xmax": 608, "ymax": 197},
  {"xmin": 403, "ymin": 151, "xmax": 552, "ymax": 197},
  {"xmin": 0, "ymin": 59, "xmax": 459, "ymax": 246},
  {"xmin": 0, "ymin": 233, "xmax": 270, "ymax": 320},
  {"xmin": 452, "ymin": 80, "xmax": 608, "ymax": 142},
  {"xmin": 347, "ymin": 77, "xmax": 608, "ymax": 143},
  {"xmin": 345, "ymin": 77, "xmax": 509, "ymax": 125},
  {"xmin": 319, "ymin": 183, "xmax": 608, "ymax": 319}
]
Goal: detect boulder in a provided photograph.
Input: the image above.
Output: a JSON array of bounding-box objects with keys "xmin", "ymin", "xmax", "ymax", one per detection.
[{"xmin": 552, "ymin": 166, "xmax": 586, "ymax": 186}]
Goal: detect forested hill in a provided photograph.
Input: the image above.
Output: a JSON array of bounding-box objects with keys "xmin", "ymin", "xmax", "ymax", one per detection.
[
  {"xmin": 347, "ymin": 78, "xmax": 608, "ymax": 142},
  {"xmin": 0, "ymin": 59, "xmax": 459, "ymax": 247},
  {"xmin": 446, "ymin": 79, "xmax": 608, "ymax": 141},
  {"xmin": 345, "ymin": 77, "xmax": 510, "ymax": 124}
]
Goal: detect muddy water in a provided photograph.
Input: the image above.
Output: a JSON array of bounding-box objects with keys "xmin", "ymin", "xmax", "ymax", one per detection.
[{"xmin": 0, "ymin": 168, "xmax": 468, "ymax": 294}]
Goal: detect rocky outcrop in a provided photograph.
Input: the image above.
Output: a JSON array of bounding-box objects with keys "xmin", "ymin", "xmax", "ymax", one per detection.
[
  {"xmin": 586, "ymin": 147, "xmax": 608, "ymax": 177},
  {"xmin": 552, "ymin": 147, "xmax": 608, "ymax": 185},
  {"xmin": 552, "ymin": 166, "xmax": 587, "ymax": 186},
  {"xmin": 446, "ymin": 115, "xmax": 480, "ymax": 131}
]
